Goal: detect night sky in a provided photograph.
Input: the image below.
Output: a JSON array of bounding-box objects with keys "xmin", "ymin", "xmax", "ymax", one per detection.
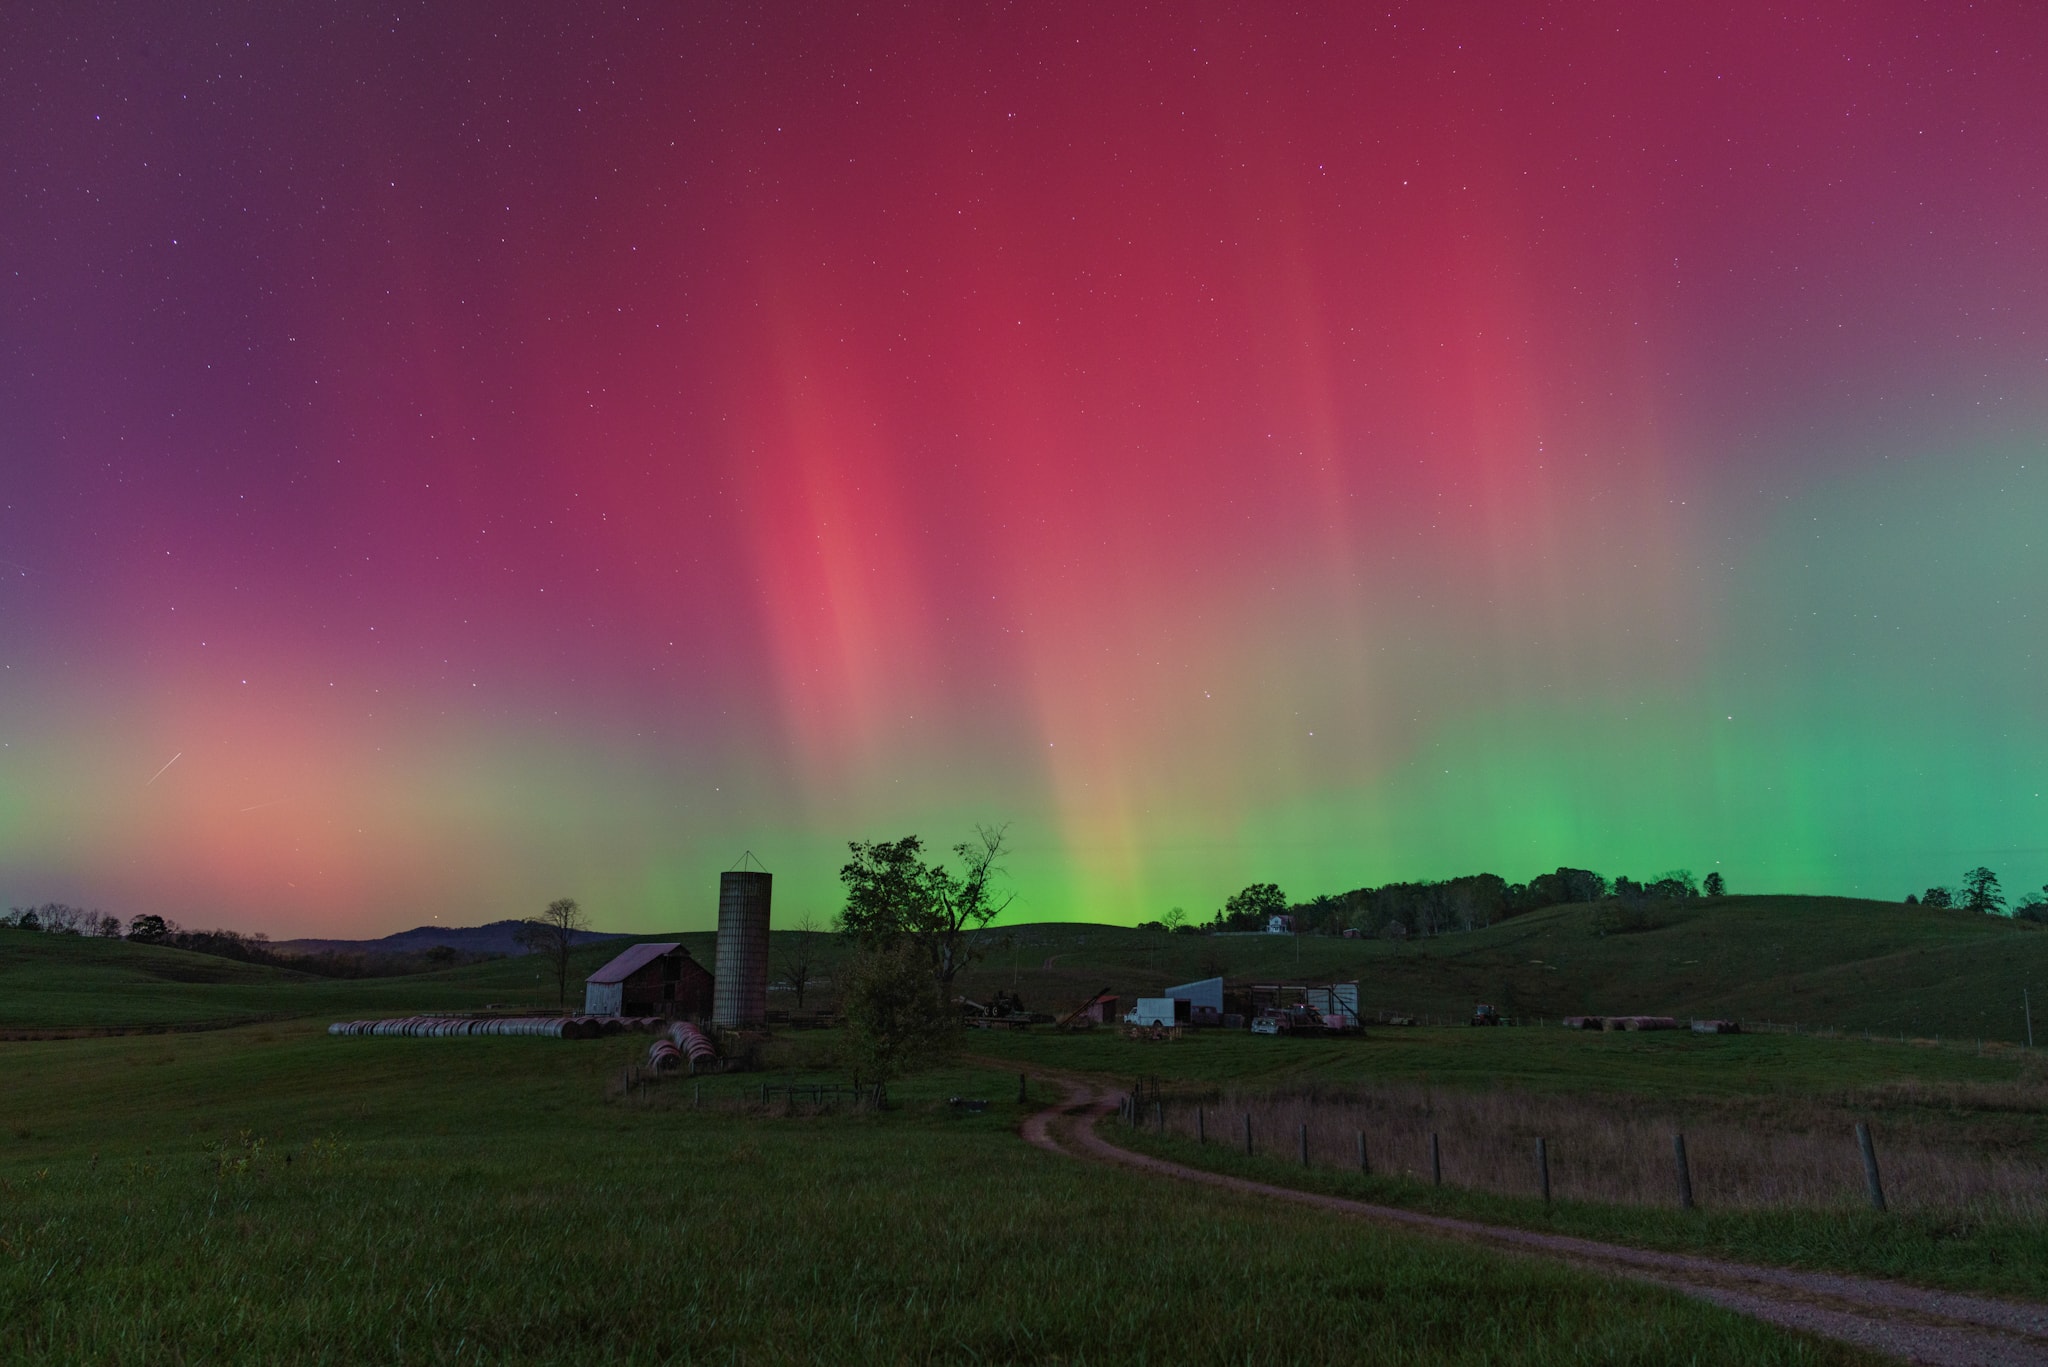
[{"xmin": 4, "ymin": 3, "xmax": 2045, "ymax": 936}]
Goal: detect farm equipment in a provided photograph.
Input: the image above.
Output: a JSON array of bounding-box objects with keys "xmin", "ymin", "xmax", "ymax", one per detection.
[
  {"xmin": 1057, "ymin": 988, "xmax": 1119, "ymax": 1030},
  {"xmin": 1471, "ymin": 1004, "xmax": 1502, "ymax": 1026},
  {"xmin": 958, "ymin": 989, "xmax": 1047, "ymax": 1029}
]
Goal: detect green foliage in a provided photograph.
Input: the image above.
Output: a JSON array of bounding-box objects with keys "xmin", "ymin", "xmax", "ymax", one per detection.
[
  {"xmin": 124, "ymin": 913, "xmax": 169, "ymax": 945},
  {"xmin": 1703, "ymin": 871, "xmax": 1727, "ymax": 897},
  {"xmin": 839, "ymin": 940, "xmax": 954, "ymax": 1081},
  {"xmin": 836, "ymin": 826, "xmax": 1011, "ymax": 987},
  {"xmin": 1212, "ymin": 882, "xmax": 1288, "ymax": 931}
]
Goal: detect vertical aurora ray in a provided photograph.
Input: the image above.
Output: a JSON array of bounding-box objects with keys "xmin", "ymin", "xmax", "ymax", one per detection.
[{"xmin": 1, "ymin": 3, "xmax": 2044, "ymax": 934}]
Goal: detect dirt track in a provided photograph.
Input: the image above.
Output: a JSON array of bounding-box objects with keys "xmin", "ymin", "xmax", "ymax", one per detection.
[{"xmin": 1022, "ymin": 1078, "xmax": 2048, "ymax": 1366}]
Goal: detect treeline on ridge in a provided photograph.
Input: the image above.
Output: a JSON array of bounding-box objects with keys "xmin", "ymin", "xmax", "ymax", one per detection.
[
  {"xmin": 0, "ymin": 903, "xmax": 499, "ymax": 978},
  {"xmin": 1192, "ymin": 866, "xmax": 1708, "ymax": 939}
]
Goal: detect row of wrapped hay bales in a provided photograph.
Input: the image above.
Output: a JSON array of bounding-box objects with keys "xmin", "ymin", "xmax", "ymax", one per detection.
[
  {"xmin": 327, "ymin": 1015, "xmax": 672, "ymax": 1039},
  {"xmin": 1560, "ymin": 1014, "xmax": 1685, "ymax": 1031}
]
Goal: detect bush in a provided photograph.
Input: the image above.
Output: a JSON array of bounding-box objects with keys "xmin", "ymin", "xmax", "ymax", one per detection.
[{"xmin": 840, "ymin": 941, "xmax": 954, "ymax": 1082}]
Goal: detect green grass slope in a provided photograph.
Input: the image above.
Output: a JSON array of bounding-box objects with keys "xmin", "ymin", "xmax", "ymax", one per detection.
[
  {"xmin": 8, "ymin": 895, "xmax": 2041, "ymax": 1040},
  {"xmin": 0, "ymin": 1024, "xmax": 1873, "ymax": 1365},
  {"xmin": 955, "ymin": 897, "xmax": 2048, "ymax": 1042},
  {"xmin": 0, "ymin": 929, "xmax": 722, "ymax": 1031},
  {"xmin": 0, "ymin": 931, "xmax": 316, "ymax": 1030}
]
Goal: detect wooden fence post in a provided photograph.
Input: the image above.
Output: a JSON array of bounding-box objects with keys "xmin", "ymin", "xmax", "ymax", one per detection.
[
  {"xmin": 1357, "ymin": 1130, "xmax": 1369, "ymax": 1174},
  {"xmin": 1430, "ymin": 1132, "xmax": 1442, "ymax": 1187},
  {"xmin": 1196, "ymin": 1106, "xmax": 1205, "ymax": 1144},
  {"xmin": 1673, "ymin": 1133, "xmax": 1694, "ymax": 1210},
  {"xmin": 1155, "ymin": 1100, "xmax": 1164, "ymax": 1132},
  {"xmin": 1244, "ymin": 1113, "xmax": 1254, "ymax": 1157},
  {"xmin": 1856, "ymin": 1122, "xmax": 1887, "ymax": 1212},
  {"xmin": 1299, "ymin": 1122, "xmax": 1309, "ymax": 1167},
  {"xmin": 1018, "ymin": 1073, "xmax": 1028, "ymax": 1104},
  {"xmin": 1536, "ymin": 1137, "xmax": 1550, "ymax": 1203}
]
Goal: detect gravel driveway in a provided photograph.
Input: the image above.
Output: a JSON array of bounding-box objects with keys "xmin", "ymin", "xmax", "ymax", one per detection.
[{"xmin": 1021, "ymin": 1078, "xmax": 2048, "ymax": 1366}]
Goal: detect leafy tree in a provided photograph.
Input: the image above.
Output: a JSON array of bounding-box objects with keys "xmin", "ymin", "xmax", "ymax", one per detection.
[
  {"xmin": 1519, "ymin": 868, "xmax": 1607, "ymax": 911},
  {"xmin": 515, "ymin": 898, "xmax": 590, "ymax": 1006},
  {"xmin": 94, "ymin": 913, "xmax": 123, "ymax": 937},
  {"xmin": 840, "ymin": 940, "xmax": 953, "ymax": 1083},
  {"xmin": 125, "ymin": 913, "xmax": 170, "ymax": 943},
  {"xmin": 1904, "ymin": 893, "xmax": 1919, "ymax": 905},
  {"xmin": 1646, "ymin": 871, "xmax": 1698, "ymax": 901},
  {"xmin": 1961, "ymin": 867, "xmax": 2005, "ymax": 914},
  {"xmin": 1702, "ymin": 871, "xmax": 1726, "ymax": 897},
  {"xmin": 837, "ymin": 826, "xmax": 1013, "ymax": 992},
  {"xmin": 1921, "ymin": 886, "xmax": 1953, "ymax": 909},
  {"xmin": 2016, "ymin": 887, "xmax": 2048, "ymax": 924},
  {"xmin": 1212, "ymin": 883, "xmax": 1287, "ymax": 931}
]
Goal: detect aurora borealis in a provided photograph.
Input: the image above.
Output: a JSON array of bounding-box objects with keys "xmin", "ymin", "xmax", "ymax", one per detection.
[{"xmin": 3, "ymin": 4, "xmax": 2044, "ymax": 936}]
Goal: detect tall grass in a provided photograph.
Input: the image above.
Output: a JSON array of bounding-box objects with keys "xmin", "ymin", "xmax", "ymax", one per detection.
[
  {"xmin": 0, "ymin": 1026, "xmax": 1872, "ymax": 1366},
  {"xmin": 1159, "ymin": 1082, "xmax": 2048, "ymax": 1218}
]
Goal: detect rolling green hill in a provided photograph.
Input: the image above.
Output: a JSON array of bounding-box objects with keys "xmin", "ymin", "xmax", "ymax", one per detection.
[
  {"xmin": 950, "ymin": 896, "xmax": 2048, "ymax": 1043},
  {"xmin": 6, "ymin": 896, "xmax": 2044, "ymax": 1040},
  {"xmin": 0, "ymin": 929, "xmax": 717, "ymax": 1032}
]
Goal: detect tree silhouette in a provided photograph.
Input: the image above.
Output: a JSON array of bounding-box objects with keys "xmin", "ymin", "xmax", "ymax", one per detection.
[
  {"xmin": 1961, "ymin": 867, "xmax": 2005, "ymax": 914},
  {"xmin": 515, "ymin": 898, "xmax": 589, "ymax": 1007},
  {"xmin": 838, "ymin": 825, "xmax": 1013, "ymax": 992},
  {"xmin": 1702, "ymin": 871, "xmax": 1726, "ymax": 897}
]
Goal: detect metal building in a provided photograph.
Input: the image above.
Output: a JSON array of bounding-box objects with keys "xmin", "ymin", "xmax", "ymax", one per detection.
[
  {"xmin": 712, "ymin": 867, "xmax": 772, "ymax": 1027},
  {"xmin": 1162, "ymin": 975, "xmax": 1225, "ymax": 1024}
]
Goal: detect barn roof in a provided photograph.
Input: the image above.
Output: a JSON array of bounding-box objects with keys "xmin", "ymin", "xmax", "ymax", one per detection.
[{"xmin": 585, "ymin": 941, "xmax": 687, "ymax": 985}]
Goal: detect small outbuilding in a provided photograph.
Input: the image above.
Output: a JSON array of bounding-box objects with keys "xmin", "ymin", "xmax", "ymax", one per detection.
[
  {"xmin": 1162, "ymin": 975, "xmax": 1225, "ymax": 1025},
  {"xmin": 583, "ymin": 942, "xmax": 714, "ymax": 1019}
]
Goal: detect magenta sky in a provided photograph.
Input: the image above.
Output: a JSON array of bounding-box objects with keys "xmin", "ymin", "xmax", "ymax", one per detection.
[{"xmin": 3, "ymin": 3, "xmax": 2045, "ymax": 935}]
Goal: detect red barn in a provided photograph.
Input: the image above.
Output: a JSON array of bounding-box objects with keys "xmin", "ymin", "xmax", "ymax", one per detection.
[{"xmin": 582, "ymin": 942, "xmax": 714, "ymax": 1018}]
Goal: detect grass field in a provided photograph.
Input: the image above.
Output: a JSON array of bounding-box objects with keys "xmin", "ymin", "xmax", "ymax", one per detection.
[
  {"xmin": 4, "ymin": 902, "xmax": 2044, "ymax": 1360},
  {"xmin": 967, "ymin": 1025, "xmax": 2048, "ymax": 1299},
  {"xmin": 0, "ymin": 1023, "xmax": 1875, "ymax": 1365},
  {"xmin": 7, "ymin": 895, "xmax": 2045, "ymax": 1041}
]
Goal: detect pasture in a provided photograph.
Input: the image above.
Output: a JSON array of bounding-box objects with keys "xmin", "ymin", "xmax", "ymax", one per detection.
[
  {"xmin": 0, "ymin": 1021, "xmax": 1870, "ymax": 1366},
  {"xmin": 5, "ymin": 901, "xmax": 2046, "ymax": 1362}
]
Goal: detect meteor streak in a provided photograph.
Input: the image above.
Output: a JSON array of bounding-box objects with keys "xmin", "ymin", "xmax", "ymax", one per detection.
[{"xmin": 145, "ymin": 752, "xmax": 183, "ymax": 785}]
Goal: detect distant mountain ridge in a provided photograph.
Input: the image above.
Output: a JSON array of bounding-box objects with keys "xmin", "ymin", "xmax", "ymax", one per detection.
[{"xmin": 273, "ymin": 919, "xmax": 638, "ymax": 957}]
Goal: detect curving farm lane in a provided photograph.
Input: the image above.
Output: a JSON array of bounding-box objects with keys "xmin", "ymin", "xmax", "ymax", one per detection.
[{"xmin": 1020, "ymin": 1078, "xmax": 2048, "ymax": 1367}]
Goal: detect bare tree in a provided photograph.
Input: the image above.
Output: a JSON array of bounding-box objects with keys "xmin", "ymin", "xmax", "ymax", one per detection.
[
  {"xmin": 779, "ymin": 912, "xmax": 820, "ymax": 1010},
  {"xmin": 37, "ymin": 903, "xmax": 90, "ymax": 935},
  {"xmin": 515, "ymin": 898, "xmax": 590, "ymax": 1007}
]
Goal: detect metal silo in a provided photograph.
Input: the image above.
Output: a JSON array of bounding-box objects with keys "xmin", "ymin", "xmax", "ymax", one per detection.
[{"xmin": 713, "ymin": 867, "xmax": 772, "ymax": 1027}]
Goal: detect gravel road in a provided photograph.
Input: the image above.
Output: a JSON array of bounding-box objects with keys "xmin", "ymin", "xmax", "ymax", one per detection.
[{"xmin": 1021, "ymin": 1079, "xmax": 2048, "ymax": 1366}]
